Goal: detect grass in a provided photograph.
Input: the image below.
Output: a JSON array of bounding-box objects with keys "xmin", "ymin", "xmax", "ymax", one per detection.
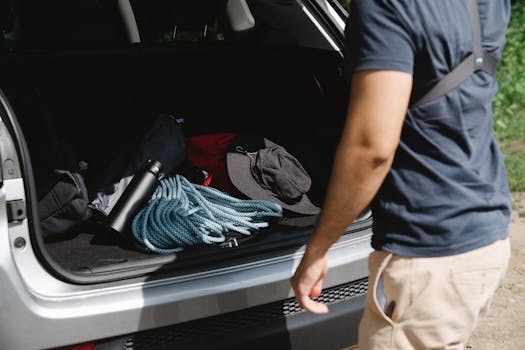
[
  {"xmin": 494, "ymin": 0, "xmax": 525, "ymax": 192},
  {"xmin": 503, "ymin": 147, "xmax": 525, "ymax": 192},
  {"xmin": 494, "ymin": 1, "xmax": 525, "ymax": 143}
]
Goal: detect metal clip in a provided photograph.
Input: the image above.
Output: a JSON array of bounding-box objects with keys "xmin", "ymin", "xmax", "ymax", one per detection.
[
  {"xmin": 474, "ymin": 54, "xmax": 484, "ymax": 71},
  {"xmin": 222, "ymin": 237, "xmax": 239, "ymax": 248}
]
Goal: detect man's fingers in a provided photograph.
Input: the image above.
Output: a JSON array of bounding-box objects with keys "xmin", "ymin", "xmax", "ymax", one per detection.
[
  {"xmin": 309, "ymin": 260, "xmax": 327, "ymax": 298},
  {"xmin": 292, "ymin": 280, "xmax": 328, "ymax": 314},
  {"xmin": 298, "ymin": 296, "xmax": 329, "ymax": 314},
  {"xmin": 311, "ymin": 277, "xmax": 324, "ymax": 298},
  {"xmin": 290, "ymin": 253, "xmax": 329, "ymax": 314}
]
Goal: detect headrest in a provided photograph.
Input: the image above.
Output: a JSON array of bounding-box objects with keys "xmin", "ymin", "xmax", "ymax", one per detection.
[{"xmin": 226, "ymin": 0, "xmax": 255, "ymax": 32}]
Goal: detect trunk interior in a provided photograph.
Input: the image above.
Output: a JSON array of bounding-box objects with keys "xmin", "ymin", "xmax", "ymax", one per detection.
[{"xmin": 2, "ymin": 43, "xmax": 365, "ymax": 280}]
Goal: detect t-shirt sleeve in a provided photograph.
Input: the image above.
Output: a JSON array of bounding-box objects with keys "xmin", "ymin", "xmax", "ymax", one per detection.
[{"xmin": 344, "ymin": 0, "xmax": 416, "ymax": 80}]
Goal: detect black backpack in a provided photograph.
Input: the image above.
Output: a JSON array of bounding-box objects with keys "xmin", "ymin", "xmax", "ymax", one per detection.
[{"xmin": 37, "ymin": 170, "xmax": 91, "ymax": 242}]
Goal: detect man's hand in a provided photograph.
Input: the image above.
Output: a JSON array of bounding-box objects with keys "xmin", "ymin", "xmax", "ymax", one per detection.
[{"xmin": 290, "ymin": 250, "xmax": 329, "ymax": 314}]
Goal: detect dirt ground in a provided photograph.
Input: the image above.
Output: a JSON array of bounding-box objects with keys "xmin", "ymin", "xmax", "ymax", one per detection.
[{"xmin": 467, "ymin": 192, "xmax": 525, "ymax": 350}]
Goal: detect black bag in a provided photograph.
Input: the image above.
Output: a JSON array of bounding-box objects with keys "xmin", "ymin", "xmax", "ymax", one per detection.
[{"xmin": 38, "ymin": 170, "xmax": 92, "ymax": 241}]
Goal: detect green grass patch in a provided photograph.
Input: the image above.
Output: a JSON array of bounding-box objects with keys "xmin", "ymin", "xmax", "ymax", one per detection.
[
  {"xmin": 502, "ymin": 144, "xmax": 525, "ymax": 192},
  {"xmin": 338, "ymin": 0, "xmax": 350, "ymax": 10},
  {"xmin": 493, "ymin": 1, "xmax": 525, "ymax": 193},
  {"xmin": 493, "ymin": 1, "xmax": 525, "ymax": 144}
]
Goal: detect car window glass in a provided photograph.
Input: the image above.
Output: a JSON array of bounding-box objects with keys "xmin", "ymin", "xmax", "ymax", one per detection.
[
  {"xmin": 1, "ymin": 0, "xmax": 127, "ymax": 50},
  {"xmin": 0, "ymin": 0, "xmax": 336, "ymax": 51}
]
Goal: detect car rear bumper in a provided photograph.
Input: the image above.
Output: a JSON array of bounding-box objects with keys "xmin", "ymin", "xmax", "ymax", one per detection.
[{"xmin": 94, "ymin": 279, "xmax": 367, "ymax": 350}]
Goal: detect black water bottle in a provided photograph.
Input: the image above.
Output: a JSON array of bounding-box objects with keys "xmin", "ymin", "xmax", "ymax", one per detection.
[{"xmin": 107, "ymin": 160, "xmax": 163, "ymax": 234}]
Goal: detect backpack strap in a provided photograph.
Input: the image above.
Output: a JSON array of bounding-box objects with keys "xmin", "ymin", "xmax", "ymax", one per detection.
[{"xmin": 411, "ymin": 0, "xmax": 499, "ymax": 108}]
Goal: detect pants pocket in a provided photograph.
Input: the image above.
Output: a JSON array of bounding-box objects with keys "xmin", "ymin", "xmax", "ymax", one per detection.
[{"xmin": 371, "ymin": 252, "xmax": 395, "ymax": 325}]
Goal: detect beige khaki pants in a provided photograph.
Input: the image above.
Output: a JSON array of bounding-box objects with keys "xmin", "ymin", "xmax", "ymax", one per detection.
[{"xmin": 358, "ymin": 238, "xmax": 510, "ymax": 350}]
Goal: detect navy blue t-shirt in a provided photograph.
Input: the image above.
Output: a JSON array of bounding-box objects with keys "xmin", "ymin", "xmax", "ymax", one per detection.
[{"xmin": 345, "ymin": 0, "xmax": 512, "ymax": 257}]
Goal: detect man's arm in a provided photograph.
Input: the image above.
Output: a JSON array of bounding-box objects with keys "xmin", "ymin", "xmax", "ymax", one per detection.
[{"xmin": 290, "ymin": 70, "xmax": 413, "ymax": 314}]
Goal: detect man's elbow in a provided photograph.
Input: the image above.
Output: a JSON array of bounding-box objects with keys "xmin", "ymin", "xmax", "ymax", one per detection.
[
  {"xmin": 371, "ymin": 151, "xmax": 394, "ymax": 169},
  {"xmin": 338, "ymin": 133, "xmax": 399, "ymax": 169},
  {"xmin": 361, "ymin": 143, "xmax": 397, "ymax": 169}
]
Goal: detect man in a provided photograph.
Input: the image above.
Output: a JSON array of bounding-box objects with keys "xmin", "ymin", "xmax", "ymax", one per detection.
[{"xmin": 290, "ymin": 0, "xmax": 511, "ymax": 349}]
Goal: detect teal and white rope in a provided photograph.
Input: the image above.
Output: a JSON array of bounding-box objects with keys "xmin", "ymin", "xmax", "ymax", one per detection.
[{"xmin": 131, "ymin": 175, "xmax": 283, "ymax": 254}]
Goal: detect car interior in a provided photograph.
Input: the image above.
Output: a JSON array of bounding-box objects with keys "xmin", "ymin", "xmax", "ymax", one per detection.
[{"xmin": 0, "ymin": 0, "xmax": 361, "ymax": 281}]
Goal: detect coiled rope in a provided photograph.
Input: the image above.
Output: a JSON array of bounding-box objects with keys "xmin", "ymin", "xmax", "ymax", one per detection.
[{"xmin": 131, "ymin": 175, "xmax": 283, "ymax": 254}]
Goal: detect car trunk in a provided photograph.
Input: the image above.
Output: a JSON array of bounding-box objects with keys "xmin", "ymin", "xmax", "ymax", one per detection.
[{"xmin": 2, "ymin": 43, "xmax": 370, "ymax": 282}]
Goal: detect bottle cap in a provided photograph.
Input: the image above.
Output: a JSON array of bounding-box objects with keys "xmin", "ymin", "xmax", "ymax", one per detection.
[{"xmin": 145, "ymin": 160, "xmax": 163, "ymax": 177}]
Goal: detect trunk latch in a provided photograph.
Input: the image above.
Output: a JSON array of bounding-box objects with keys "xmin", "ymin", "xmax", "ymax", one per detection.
[{"xmin": 7, "ymin": 199, "xmax": 26, "ymax": 222}]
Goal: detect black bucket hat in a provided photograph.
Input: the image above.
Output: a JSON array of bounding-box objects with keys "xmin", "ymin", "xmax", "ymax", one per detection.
[{"xmin": 227, "ymin": 138, "xmax": 320, "ymax": 215}]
